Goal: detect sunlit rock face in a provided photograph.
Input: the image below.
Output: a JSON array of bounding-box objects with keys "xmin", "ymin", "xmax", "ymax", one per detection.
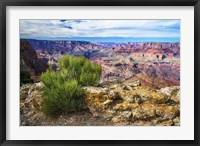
[
  {"xmin": 83, "ymin": 80, "xmax": 180, "ymax": 126},
  {"xmin": 20, "ymin": 81, "xmax": 180, "ymax": 126}
]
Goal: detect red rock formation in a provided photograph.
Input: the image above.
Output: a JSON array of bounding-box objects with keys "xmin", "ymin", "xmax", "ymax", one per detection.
[
  {"xmin": 20, "ymin": 40, "xmax": 48, "ymax": 76},
  {"xmin": 21, "ymin": 39, "xmax": 180, "ymax": 89}
]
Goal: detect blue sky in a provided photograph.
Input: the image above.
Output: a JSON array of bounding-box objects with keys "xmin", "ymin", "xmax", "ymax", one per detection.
[{"xmin": 20, "ymin": 20, "xmax": 180, "ymax": 42}]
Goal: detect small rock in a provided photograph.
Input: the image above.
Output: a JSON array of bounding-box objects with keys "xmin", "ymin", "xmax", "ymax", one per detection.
[
  {"xmin": 133, "ymin": 94, "xmax": 142, "ymax": 104},
  {"xmin": 158, "ymin": 120, "xmax": 174, "ymax": 126},
  {"xmin": 124, "ymin": 80, "xmax": 141, "ymax": 87},
  {"xmin": 123, "ymin": 86, "xmax": 132, "ymax": 91},
  {"xmin": 132, "ymin": 80, "xmax": 141, "ymax": 87},
  {"xmin": 173, "ymin": 117, "xmax": 180, "ymax": 126},
  {"xmin": 121, "ymin": 111, "xmax": 132, "ymax": 120},
  {"xmin": 171, "ymin": 90, "xmax": 180, "ymax": 103},
  {"xmin": 20, "ymin": 91, "xmax": 28, "ymax": 100},
  {"xmin": 102, "ymin": 100, "xmax": 112, "ymax": 106},
  {"xmin": 160, "ymin": 86, "xmax": 180, "ymax": 103},
  {"xmin": 35, "ymin": 82, "xmax": 43, "ymax": 89},
  {"xmin": 112, "ymin": 117, "xmax": 120, "ymax": 123}
]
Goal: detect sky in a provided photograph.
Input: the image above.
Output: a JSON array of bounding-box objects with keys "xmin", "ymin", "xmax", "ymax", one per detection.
[{"xmin": 20, "ymin": 20, "xmax": 180, "ymax": 42}]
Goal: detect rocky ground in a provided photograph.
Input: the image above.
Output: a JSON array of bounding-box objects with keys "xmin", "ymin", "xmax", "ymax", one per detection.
[{"xmin": 20, "ymin": 80, "xmax": 180, "ymax": 126}]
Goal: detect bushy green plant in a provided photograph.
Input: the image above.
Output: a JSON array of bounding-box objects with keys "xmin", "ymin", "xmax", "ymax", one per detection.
[
  {"xmin": 79, "ymin": 60, "xmax": 102, "ymax": 86},
  {"xmin": 58, "ymin": 55, "xmax": 102, "ymax": 86},
  {"xmin": 41, "ymin": 67, "xmax": 84, "ymax": 115},
  {"xmin": 20, "ymin": 70, "xmax": 33, "ymax": 84},
  {"xmin": 41, "ymin": 55, "xmax": 102, "ymax": 116}
]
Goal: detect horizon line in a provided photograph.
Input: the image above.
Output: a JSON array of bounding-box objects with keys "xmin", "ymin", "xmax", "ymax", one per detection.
[{"xmin": 20, "ymin": 37, "xmax": 180, "ymax": 43}]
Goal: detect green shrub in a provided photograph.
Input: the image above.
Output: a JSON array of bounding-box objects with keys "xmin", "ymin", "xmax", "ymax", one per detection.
[
  {"xmin": 79, "ymin": 60, "xmax": 102, "ymax": 86},
  {"xmin": 41, "ymin": 55, "xmax": 102, "ymax": 116},
  {"xmin": 58, "ymin": 55, "xmax": 102, "ymax": 86},
  {"xmin": 20, "ymin": 70, "xmax": 33, "ymax": 84},
  {"xmin": 41, "ymin": 67, "xmax": 84, "ymax": 115}
]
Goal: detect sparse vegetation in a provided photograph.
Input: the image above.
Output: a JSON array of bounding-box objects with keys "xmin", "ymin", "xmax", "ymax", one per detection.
[
  {"xmin": 41, "ymin": 55, "xmax": 102, "ymax": 115},
  {"xmin": 20, "ymin": 70, "xmax": 33, "ymax": 84}
]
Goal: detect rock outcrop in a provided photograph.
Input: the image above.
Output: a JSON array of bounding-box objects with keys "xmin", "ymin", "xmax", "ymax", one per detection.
[
  {"xmin": 20, "ymin": 80, "xmax": 180, "ymax": 126},
  {"xmin": 20, "ymin": 40, "xmax": 48, "ymax": 76},
  {"xmin": 83, "ymin": 81, "xmax": 180, "ymax": 126}
]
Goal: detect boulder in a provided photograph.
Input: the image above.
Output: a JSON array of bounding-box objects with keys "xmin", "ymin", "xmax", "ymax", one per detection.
[
  {"xmin": 160, "ymin": 86, "xmax": 180, "ymax": 103},
  {"xmin": 115, "ymin": 86, "xmax": 168, "ymax": 104},
  {"xmin": 124, "ymin": 80, "xmax": 141, "ymax": 87},
  {"xmin": 20, "ymin": 84, "xmax": 33, "ymax": 100},
  {"xmin": 20, "ymin": 91, "xmax": 28, "ymax": 100}
]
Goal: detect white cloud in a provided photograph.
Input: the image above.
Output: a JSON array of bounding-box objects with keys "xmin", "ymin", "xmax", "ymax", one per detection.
[{"xmin": 20, "ymin": 20, "xmax": 180, "ymax": 39}]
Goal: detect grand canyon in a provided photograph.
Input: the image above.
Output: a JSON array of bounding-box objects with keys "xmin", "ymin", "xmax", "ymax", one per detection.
[
  {"xmin": 20, "ymin": 39, "xmax": 180, "ymax": 126},
  {"xmin": 21, "ymin": 39, "xmax": 180, "ymax": 88}
]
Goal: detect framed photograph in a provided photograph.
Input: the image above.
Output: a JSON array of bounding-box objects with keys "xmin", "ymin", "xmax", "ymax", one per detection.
[{"xmin": 0, "ymin": 0, "xmax": 199, "ymax": 145}]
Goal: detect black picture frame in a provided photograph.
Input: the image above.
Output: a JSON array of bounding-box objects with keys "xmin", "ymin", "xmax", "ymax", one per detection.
[{"xmin": 0, "ymin": 0, "xmax": 199, "ymax": 145}]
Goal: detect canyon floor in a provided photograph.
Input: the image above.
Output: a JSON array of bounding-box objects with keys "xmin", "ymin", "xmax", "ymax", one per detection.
[{"xmin": 20, "ymin": 79, "xmax": 180, "ymax": 126}]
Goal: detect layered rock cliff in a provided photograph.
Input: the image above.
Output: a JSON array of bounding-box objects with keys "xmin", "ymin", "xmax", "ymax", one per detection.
[
  {"xmin": 22, "ymin": 39, "xmax": 180, "ymax": 89},
  {"xmin": 20, "ymin": 40, "xmax": 48, "ymax": 76}
]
